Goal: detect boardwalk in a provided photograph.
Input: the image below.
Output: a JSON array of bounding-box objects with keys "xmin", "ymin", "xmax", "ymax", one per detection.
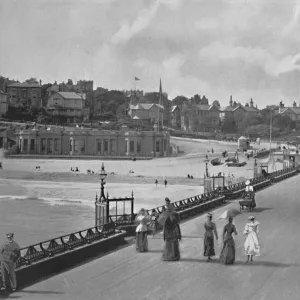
[{"xmin": 13, "ymin": 177, "xmax": 300, "ymax": 300}]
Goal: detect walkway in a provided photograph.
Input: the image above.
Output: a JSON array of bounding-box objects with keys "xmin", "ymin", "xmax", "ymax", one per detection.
[{"xmin": 13, "ymin": 177, "xmax": 300, "ymax": 300}]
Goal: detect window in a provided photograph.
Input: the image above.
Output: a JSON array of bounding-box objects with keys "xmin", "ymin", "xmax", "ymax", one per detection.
[
  {"xmin": 23, "ymin": 139, "xmax": 28, "ymax": 151},
  {"xmin": 69, "ymin": 139, "xmax": 73, "ymax": 151},
  {"xmin": 47, "ymin": 139, "xmax": 53, "ymax": 153},
  {"xmin": 81, "ymin": 141, "xmax": 85, "ymax": 152},
  {"xmin": 30, "ymin": 139, "xmax": 35, "ymax": 151},
  {"xmin": 130, "ymin": 140, "xmax": 134, "ymax": 153},
  {"xmin": 125, "ymin": 141, "xmax": 128, "ymax": 153},
  {"xmin": 156, "ymin": 140, "xmax": 160, "ymax": 152},
  {"xmin": 54, "ymin": 139, "xmax": 59, "ymax": 152},
  {"xmin": 104, "ymin": 140, "xmax": 108, "ymax": 152},
  {"xmin": 137, "ymin": 140, "xmax": 141, "ymax": 153},
  {"xmin": 110, "ymin": 139, "xmax": 115, "ymax": 153},
  {"xmin": 97, "ymin": 140, "xmax": 102, "ymax": 152},
  {"xmin": 41, "ymin": 138, "xmax": 46, "ymax": 152}
]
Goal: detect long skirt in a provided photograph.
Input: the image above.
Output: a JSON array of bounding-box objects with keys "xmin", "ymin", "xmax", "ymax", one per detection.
[
  {"xmin": 244, "ymin": 232, "xmax": 260, "ymax": 256},
  {"xmin": 162, "ymin": 239, "xmax": 180, "ymax": 261},
  {"xmin": 220, "ymin": 237, "xmax": 235, "ymax": 264},
  {"xmin": 136, "ymin": 231, "xmax": 148, "ymax": 252},
  {"xmin": 204, "ymin": 234, "xmax": 215, "ymax": 257}
]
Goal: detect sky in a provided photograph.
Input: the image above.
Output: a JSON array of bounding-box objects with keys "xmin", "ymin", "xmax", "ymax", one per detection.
[{"xmin": 1, "ymin": 0, "xmax": 300, "ymax": 107}]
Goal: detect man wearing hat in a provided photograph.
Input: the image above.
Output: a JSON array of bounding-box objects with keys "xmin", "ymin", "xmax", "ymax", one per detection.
[{"xmin": 0, "ymin": 233, "xmax": 21, "ymax": 292}]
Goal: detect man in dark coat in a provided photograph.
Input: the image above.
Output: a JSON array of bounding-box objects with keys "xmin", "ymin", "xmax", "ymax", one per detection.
[{"xmin": 0, "ymin": 233, "xmax": 21, "ymax": 292}]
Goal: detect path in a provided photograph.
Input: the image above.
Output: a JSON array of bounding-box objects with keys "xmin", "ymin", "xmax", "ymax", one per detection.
[{"xmin": 12, "ymin": 176, "xmax": 300, "ymax": 300}]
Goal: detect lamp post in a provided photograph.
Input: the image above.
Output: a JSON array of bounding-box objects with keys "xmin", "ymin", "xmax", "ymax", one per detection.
[
  {"xmin": 95, "ymin": 163, "xmax": 108, "ymax": 227},
  {"xmin": 204, "ymin": 154, "xmax": 210, "ymax": 178}
]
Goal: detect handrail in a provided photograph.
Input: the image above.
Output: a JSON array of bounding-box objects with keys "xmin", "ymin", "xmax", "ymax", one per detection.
[
  {"xmin": 16, "ymin": 222, "xmax": 118, "ymax": 269},
  {"xmin": 13, "ymin": 165, "xmax": 299, "ymax": 269}
]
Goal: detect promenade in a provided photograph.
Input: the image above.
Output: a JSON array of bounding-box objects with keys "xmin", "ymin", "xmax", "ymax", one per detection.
[{"xmin": 13, "ymin": 176, "xmax": 300, "ymax": 300}]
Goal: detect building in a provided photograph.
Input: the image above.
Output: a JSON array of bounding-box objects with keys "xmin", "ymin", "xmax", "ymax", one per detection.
[
  {"xmin": 7, "ymin": 82, "xmax": 42, "ymax": 108},
  {"xmin": 0, "ymin": 90, "xmax": 8, "ymax": 116},
  {"xmin": 277, "ymin": 101, "xmax": 300, "ymax": 121},
  {"xmin": 14, "ymin": 127, "xmax": 170, "ymax": 158},
  {"xmin": 181, "ymin": 101, "xmax": 220, "ymax": 132},
  {"xmin": 127, "ymin": 79, "xmax": 165, "ymax": 126},
  {"xmin": 220, "ymin": 96, "xmax": 259, "ymax": 128},
  {"xmin": 47, "ymin": 91, "xmax": 89, "ymax": 123},
  {"xmin": 170, "ymin": 105, "xmax": 181, "ymax": 128}
]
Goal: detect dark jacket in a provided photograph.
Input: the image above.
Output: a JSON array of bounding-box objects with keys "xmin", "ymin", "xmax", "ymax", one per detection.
[{"xmin": 0, "ymin": 241, "xmax": 21, "ymax": 263}]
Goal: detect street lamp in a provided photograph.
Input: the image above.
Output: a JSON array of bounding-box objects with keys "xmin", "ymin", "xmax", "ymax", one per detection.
[
  {"xmin": 204, "ymin": 154, "xmax": 210, "ymax": 178},
  {"xmin": 95, "ymin": 163, "xmax": 108, "ymax": 227},
  {"xmin": 99, "ymin": 163, "xmax": 107, "ymax": 202}
]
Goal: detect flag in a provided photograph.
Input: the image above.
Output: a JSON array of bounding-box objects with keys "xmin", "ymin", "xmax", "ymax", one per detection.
[{"xmin": 134, "ymin": 77, "xmax": 140, "ymax": 81}]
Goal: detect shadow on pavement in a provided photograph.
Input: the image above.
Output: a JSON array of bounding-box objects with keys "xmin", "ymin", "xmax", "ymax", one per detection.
[
  {"xmin": 253, "ymin": 207, "xmax": 272, "ymax": 213},
  {"xmin": 179, "ymin": 258, "xmax": 298, "ymax": 267}
]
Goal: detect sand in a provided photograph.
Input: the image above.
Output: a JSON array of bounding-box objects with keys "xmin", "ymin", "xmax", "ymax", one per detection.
[{"xmin": 0, "ymin": 137, "xmax": 283, "ymax": 246}]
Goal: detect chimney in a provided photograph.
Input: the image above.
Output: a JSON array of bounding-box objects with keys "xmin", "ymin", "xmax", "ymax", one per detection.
[
  {"xmin": 279, "ymin": 101, "xmax": 284, "ymax": 113},
  {"xmin": 250, "ymin": 98, "xmax": 254, "ymax": 107},
  {"xmin": 40, "ymin": 80, "xmax": 42, "ymax": 86},
  {"xmin": 233, "ymin": 101, "xmax": 237, "ymax": 107},
  {"xmin": 229, "ymin": 95, "xmax": 233, "ymax": 107},
  {"xmin": 293, "ymin": 101, "xmax": 297, "ymax": 108}
]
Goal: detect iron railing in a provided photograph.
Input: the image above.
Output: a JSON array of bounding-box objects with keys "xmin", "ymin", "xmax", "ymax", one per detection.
[
  {"xmin": 16, "ymin": 222, "xmax": 118, "ymax": 269},
  {"xmin": 12, "ymin": 165, "xmax": 299, "ymax": 268}
]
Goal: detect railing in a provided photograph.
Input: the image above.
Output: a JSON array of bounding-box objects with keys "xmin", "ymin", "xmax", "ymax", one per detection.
[
  {"xmin": 13, "ymin": 165, "xmax": 300, "ymax": 269},
  {"xmin": 15, "ymin": 222, "xmax": 118, "ymax": 269}
]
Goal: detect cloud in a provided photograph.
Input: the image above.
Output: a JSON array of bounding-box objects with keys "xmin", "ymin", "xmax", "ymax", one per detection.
[
  {"xmin": 199, "ymin": 42, "xmax": 300, "ymax": 77},
  {"xmin": 111, "ymin": 1, "xmax": 160, "ymax": 44}
]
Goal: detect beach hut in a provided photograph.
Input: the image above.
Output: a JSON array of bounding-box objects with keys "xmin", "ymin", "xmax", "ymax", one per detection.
[{"xmin": 238, "ymin": 136, "xmax": 249, "ymax": 151}]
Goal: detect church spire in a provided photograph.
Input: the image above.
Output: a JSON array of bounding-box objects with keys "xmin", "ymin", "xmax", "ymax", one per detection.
[{"xmin": 159, "ymin": 78, "xmax": 162, "ymax": 106}]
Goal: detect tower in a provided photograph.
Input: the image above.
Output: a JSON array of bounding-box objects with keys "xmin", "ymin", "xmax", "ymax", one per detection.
[{"xmin": 229, "ymin": 95, "xmax": 233, "ymax": 107}]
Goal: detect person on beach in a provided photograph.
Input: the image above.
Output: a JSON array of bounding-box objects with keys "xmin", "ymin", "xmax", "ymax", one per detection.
[
  {"xmin": 203, "ymin": 213, "xmax": 218, "ymax": 262},
  {"xmin": 219, "ymin": 217, "xmax": 237, "ymax": 265},
  {"xmin": 135, "ymin": 208, "xmax": 151, "ymax": 252},
  {"xmin": 0, "ymin": 233, "xmax": 21, "ymax": 292},
  {"xmin": 159, "ymin": 198, "xmax": 181, "ymax": 261},
  {"xmin": 164, "ymin": 179, "xmax": 168, "ymax": 187},
  {"xmin": 155, "ymin": 179, "xmax": 158, "ymax": 187},
  {"xmin": 243, "ymin": 216, "xmax": 260, "ymax": 263}
]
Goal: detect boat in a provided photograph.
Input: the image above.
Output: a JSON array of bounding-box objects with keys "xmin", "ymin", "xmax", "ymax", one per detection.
[
  {"xmin": 226, "ymin": 151, "xmax": 247, "ymax": 167},
  {"xmin": 211, "ymin": 158, "xmax": 221, "ymax": 166}
]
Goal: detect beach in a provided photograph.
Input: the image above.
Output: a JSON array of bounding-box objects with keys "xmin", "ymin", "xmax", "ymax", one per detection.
[{"xmin": 0, "ymin": 137, "xmax": 281, "ymax": 246}]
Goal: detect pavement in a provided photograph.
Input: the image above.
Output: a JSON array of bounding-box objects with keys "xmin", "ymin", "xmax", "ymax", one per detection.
[{"xmin": 9, "ymin": 176, "xmax": 300, "ymax": 300}]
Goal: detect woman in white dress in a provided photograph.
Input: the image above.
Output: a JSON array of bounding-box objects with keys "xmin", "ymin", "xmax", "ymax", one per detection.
[
  {"xmin": 135, "ymin": 208, "xmax": 151, "ymax": 252},
  {"xmin": 243, "ymin": 216, "xmax": 260, "ymax": 263}
]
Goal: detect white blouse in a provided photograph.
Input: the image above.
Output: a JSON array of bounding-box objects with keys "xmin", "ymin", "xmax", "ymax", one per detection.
[
  {"xmin": 135, "ymin": 215, "xmax": 150, "ymax": 232},
  {"xmin": 243, "ymin": 221, "xmax": 259, "ymax": 234}
]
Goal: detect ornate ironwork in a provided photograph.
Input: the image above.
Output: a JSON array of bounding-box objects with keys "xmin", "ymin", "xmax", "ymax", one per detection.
[{"xmin": 13, "ymin": 165, "xmax": 299, "ymax": 270}]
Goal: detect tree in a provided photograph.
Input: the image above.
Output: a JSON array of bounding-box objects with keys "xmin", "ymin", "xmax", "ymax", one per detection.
[
  {"xmin": 221, "ymin": 114, "xmax": 237, "ymax": 133},
  {"xmin": 212, "ymin": 100, "xmax": 220, "ymax": 108},
  {"xmin": 25, "ymin": 77, "xmax": 39, "ymax": 84}
]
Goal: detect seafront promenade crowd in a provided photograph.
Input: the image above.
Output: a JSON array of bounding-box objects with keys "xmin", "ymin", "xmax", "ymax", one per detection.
[{"xmin": 135, "ymin": 197, "xmax": 260, "ymax": 264}]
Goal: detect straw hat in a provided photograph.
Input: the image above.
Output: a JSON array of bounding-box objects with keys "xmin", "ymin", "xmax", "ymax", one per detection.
[
  {"xmin": 207, "ymin": 213, "xmax": 212, "ymax": 217},
  {"xmin": 248, "ymin": 216, "xmax": 255, "ymax": 220},
  {"xmin": 245, "ymin": 180, "xmax": 250, "ymax": 185}
]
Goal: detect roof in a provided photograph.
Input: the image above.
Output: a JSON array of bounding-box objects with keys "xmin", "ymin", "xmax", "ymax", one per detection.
[
  {"xmin": 57, "ymin": 92, "xmax": 83, "ymax": 100},
  {"xmin": 171, "ymin": 105, "xmax": 179, "ymax": 113},
  {"xmin": 130, "ymin": 103, "xmax": 164, "ymax": 110},
  {"xmin": 282, "ymin": 107, "xmax": 300, "ymax": 115},
  {"xmin": 220, "ymin": 106, "xmax": 234, "ymax": 112},
  {"xmin": 243, "ymin": 106, "xmax": 258, "ymax": 112},
  {"xmin": 7, "ymin": 83, "xmax": 40, "ymax": 88}
]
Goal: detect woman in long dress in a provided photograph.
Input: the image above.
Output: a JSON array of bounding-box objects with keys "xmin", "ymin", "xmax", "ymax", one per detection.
[
  {"xmin": 243, "ymin": 216, "xmax": 260, "ymax": 263},
  {"xmin": 159, "ymin": 198, "xmax": 181, "ymax": 261},
  {"xmin": 135, "ymin": 208, "xmax": 151, "ymax": 252},
  {"xmin": 219, "ymin": 217, "xmax": 237, "ymax": 264},
  {"xmin": 204, "ymin": 213, "xmax": 218, "ymax": 262}
]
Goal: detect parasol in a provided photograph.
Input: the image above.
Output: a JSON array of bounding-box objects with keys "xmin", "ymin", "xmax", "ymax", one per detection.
[
  {"xmin": 157, "ymin": 210, "xmax": 178, "ymax": 225},
  {"xmin": 218, "ymin": 208, "xmax": 241, "ymax": 220}
]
